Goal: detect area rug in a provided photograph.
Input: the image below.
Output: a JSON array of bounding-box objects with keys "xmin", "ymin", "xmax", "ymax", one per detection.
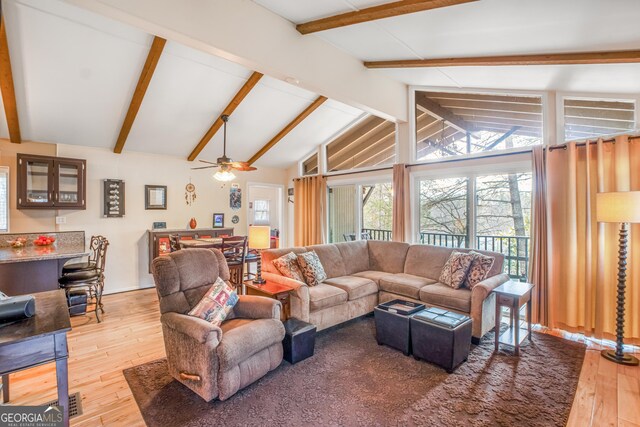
[{"xmin": 124, "ymin": 316, "xmax": 585, "ymax": 427}]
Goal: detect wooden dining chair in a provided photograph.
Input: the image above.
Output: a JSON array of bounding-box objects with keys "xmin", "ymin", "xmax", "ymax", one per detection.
[{"xmin": 220, "ymin": 236, "xmax": 248, "ymax": 288}]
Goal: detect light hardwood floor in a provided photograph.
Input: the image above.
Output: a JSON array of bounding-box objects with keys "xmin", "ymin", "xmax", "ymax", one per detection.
[{"xmin": 3, "ymin": 288, "xmax": 640, "ymax": 427}]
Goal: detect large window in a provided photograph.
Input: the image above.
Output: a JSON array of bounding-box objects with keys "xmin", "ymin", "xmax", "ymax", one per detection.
[
  {"xmin": 326, "ymin": 115, "xmax": 396, "ymax": 172},
  {"xmin": 328, "ymin": 181, "xmax": 392, "ymax": 242},
  {"xmin": 0, "ymin": 167, "xmax": 8, "ymax": 232},
  {"xmin": 417, "ymin": 172, "xmax": 532, "ymax": 279},
  {"xmin": 563, "ymin": 97, "xmax": 636, "ymax": 141},
  {"xmin": 415, "ymin": 91, "xmax": 543, "ymax": 161}
]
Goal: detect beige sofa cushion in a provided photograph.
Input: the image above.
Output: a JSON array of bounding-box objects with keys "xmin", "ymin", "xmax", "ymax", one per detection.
[
  {"xmin": 404, "ymin": 244, "xmax": 506, "ymax": 281},
  {"xmin": 368, "ymin": 241, "xmax": 410, "ymax": 273},
  {"xmin": 262, "ymin": 247, "xmax": 307, "ymax": 274},
  {"xmin": 352, "ymin": 270, "xmax": 393, "ymax": 285},
  {"xmin": 308, "ymin": 284, "xmax": 348, "ymax": 311},
  {"xmin": 379, "ymin": 273, "xmax": 435, "ymax": 299},
  {"xmin": 323, "ymin": 276, "xmax": 378, "ymax": 300},
  {"xmin": 335, "ymin": 241, "xmax": 370, "ymax": 274},
  {"xmin": 305, "ymin": 244, "xmax": 347, "ymax": 279},
  {"xmin": 419, "ymin": 283, "xmax": 472, "ymax": 313}
]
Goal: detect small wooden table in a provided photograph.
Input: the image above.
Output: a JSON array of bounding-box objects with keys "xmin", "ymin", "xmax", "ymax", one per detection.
[
  {"xmin": 0, "ymin": 290, "xmax": 72, "ymax": 426},
  {"xmin": 244, "ymin": 280, "xmax": 294, "ymax": 321},
  {"xmin": 493, "ymin": 281, "xmax": 534, "ymax": 356}
]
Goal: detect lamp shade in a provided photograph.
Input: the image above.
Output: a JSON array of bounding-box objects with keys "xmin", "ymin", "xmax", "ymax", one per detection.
[
  {"xmin": 596, "ymin": 191, "xmax": 640, "ymax": 223},
  {"xmin": 248, "ymin": 225, "xmax": 271, "ymax": 249}
]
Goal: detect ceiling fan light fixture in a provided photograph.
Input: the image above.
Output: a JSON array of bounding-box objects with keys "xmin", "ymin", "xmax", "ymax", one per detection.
[{"xmin": 214, "ymin": 169, "xmax": 236, "ymax": 182}]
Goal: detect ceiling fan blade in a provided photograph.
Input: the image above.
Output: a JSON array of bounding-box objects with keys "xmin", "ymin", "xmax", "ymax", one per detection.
[
  {"xmin": 198, "ymin": 159, "xmax": 218, "ymax": 165},
  {"xmin": 230, "ymin": 162, "xmax": 257, "ymax": 172},
  {"xmin": 191, "ymin": 166, "xmax": 217, "ymax": 170}
]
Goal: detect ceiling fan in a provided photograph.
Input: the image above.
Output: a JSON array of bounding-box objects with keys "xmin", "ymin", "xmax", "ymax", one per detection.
[{"xmin": 191, "ymin": 114, "xmax": 256, "ymax": 182}]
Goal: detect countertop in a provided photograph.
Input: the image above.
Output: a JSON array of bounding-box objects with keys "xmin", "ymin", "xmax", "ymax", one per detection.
[{"xmin": 0, "ymin": 243, "xmax": 88, "ymax": 264}]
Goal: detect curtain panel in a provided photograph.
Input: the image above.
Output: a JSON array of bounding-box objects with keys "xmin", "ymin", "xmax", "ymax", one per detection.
[
  {"xmin": 392, "ymin": 163, "xmax": 409, "ymax": 242},
  {"xmin": 293, "ymin": 175, "xmax": 327, "ymax": 247},
  {"xmin": 547, "ymin": 135, "xmax": 640, "ymax": 343}
]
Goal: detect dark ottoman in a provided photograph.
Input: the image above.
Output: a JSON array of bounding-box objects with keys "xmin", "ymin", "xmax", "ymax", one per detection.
[
  {"xmin": 410, "ymin": 307, "xmax": 472, "ymax": 373},
  {"xmin": 282, "ymin": 318, "xmax": 316, "ymax": 364},
  {"xmin": 374, "ymin": 299, "xmax": 425, "ymax": 356}
]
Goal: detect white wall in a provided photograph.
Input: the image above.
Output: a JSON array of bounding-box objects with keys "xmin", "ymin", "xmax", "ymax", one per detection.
[{"xmin": 55, "ymin": 144, "xmax": 288, "ymax": 294}]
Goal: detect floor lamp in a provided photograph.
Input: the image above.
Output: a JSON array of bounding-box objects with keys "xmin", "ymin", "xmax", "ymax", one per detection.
[{"xmin": 596, "ymin": 191, "xmax": 640, "ymax": 366}]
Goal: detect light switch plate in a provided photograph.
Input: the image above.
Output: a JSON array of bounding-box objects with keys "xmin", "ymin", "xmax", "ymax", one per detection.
[{"xmin": 55, "ymin": 216, "xmax": 66, "ymax": 224}]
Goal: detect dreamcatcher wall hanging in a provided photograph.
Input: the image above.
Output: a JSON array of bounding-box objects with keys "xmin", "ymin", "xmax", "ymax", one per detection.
[{"xmin": 185, "ymin": 180, "xmax": 197, "ymax": 206}]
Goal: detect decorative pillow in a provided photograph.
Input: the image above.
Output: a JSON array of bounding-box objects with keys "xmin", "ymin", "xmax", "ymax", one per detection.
[
  {"xmin": 464, "ymin": 251, "xmax": 496, "ymax": 290},
  {"xmin": 439, "ymin": 251, "xmax": 474, "ymax": 289},
  {"xmin": 188, "ymin": 277, "xmax": 239, "ymax": 326},
  {"xmin": 296, "ymin": 251, "xmax": 327, "ymax": 287},
  {"xmin": 272, "ymin": 252, "xmax": 305, "ymax": 282}
]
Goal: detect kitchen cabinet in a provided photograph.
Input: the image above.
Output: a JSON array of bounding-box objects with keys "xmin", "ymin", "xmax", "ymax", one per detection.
[{"xmin": 17, "ymin": 154, "xmax": 86, "ymax": 209}]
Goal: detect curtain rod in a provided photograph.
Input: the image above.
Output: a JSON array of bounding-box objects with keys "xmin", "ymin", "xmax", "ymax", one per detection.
[{"xmin": 547, "ymin": 134, "xmax": 640, "ymax": 151}]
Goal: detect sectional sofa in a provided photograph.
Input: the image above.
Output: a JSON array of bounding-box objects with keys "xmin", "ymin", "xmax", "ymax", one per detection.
[{"xmin": 261, "ymin": 240, "xmax": 510, "ymax": 342}]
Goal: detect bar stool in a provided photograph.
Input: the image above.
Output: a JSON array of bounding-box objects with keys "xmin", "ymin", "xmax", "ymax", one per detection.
[
  {"xmin": 59, "ymin": 236, "xmax": 109, "ymax": 322},
  {"xmin": 220, "ymin": 236, "xmax": 247, "ymax": 289},
  {"xmin": 61, "ymin": 235, "xmax": 105, "ymax": 274}
]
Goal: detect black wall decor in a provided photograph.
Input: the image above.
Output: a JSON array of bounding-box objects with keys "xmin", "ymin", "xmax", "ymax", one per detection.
[{"xmin": 104, "ymin": 179, "xmax": 125, "ymax": 217}]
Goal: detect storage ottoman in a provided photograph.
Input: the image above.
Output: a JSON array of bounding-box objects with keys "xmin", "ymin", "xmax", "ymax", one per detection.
[
  {"xmin": 374, "ymin": 299, "xmax": 425, "ymax": 356},
  {"xmin": 410, "ymin": 307, "xmax": 472, "ymax": 373},
  {"xmin": 282, "ymin": 318, "xmax": 316, "ymax": 364},
  {"xmin": 67, "ymin": 289, "xmax": 88, "ymax": 316}
]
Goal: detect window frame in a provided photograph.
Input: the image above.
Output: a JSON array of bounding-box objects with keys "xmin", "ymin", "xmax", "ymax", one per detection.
[
  {"xmin": 0, "ymin": 166, "xmax": 9, "ymax": 233},
  {"xmin": 299, "ymin": 150, "xmax": 320, "ymax": 177},
  {"xmin": 409, "ymin": 86, "xmax": 550, "ymax": 166},
  {"xmin": 555, "ymin": 92, "xmax": 640, "ymax": 144},
  {"xmin": 253, "ymin": 199, "xmax": 271, "ymax": 225}
]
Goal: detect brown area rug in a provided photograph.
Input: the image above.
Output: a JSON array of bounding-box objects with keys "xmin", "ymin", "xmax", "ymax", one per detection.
[{"xmin": 124, "ymin": 316, "xmax": 585, "ymax": 427}]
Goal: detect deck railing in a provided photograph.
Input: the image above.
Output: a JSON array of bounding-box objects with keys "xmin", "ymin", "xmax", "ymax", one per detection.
[{"xmin": 360, "ymin": 229, "xmax": 530, "ymax": 280}]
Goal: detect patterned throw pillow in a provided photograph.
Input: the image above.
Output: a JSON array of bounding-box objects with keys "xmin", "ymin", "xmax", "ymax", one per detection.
[
  {"xmin": 464, "ymin": 251, "xmax": 495, "ymax": 289},
  {"xmin": 439, "ymin": 251, "xmax": 474, "ymax": 289},
  {"xmin": 296, "ymin": 251, "xmax": 327, "ymax": 287},
  {"xmin": 272, "ymin": 252, "xmax": 305, "ymax": 282},
  {"xmin": 188, "ymin": 277, "xmax": 239, "ymax": 326}
]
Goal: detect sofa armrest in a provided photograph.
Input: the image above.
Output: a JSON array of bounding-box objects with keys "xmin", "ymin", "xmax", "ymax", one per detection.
[
  {"xmin": 262, "ymin": 271, "xmax": 310, "ymax": 322},
  {"xmin": 233, "ymin": 295, "xmax": 281, "ymax": 320},
  {"xmin": 161, "ymin": 312, "xmax": 222, "ymax": 346},
  {"xmin": 472, "ymin": 273, "xmax": 510, "ymax": 302}
]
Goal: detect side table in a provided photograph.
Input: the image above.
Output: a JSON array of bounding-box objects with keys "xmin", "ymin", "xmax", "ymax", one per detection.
[
  {"xmin": 492, "ymin": 281, "xmax": 534, "ymax": 356},
  {"xmin": 243, "ymin": 280, "xmax": 293, "ymax": 321}
]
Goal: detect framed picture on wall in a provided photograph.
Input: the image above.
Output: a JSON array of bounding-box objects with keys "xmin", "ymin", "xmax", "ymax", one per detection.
[
  {"xmin": 213, "ymin": 213, "xmax": 225, "ymax": 228},
  {"xmin": 145, "ymin": 185, "xmax": 167, "ymax": 210}
]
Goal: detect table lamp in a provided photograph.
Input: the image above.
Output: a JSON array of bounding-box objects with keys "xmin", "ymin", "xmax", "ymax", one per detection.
[
  {"xmin": 248, "ymin": 225, "xmax": 271, "ymax": 285},
  {"xmin": 596, "ymin": 191, "xmax": 640, "ymax": 366}
]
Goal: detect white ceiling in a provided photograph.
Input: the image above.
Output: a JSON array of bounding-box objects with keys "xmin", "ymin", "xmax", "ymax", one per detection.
[
  {"xmin": 253, "ymin": 0, "xmax": 640, "ymax": 93},
  {"xmin": 0, "ymin": 0, "xmax": 364, "ymax": 168}
]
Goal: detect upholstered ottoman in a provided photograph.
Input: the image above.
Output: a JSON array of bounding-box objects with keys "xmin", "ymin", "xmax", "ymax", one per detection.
[
  {"xmin": 410, "ymin": 307, "xmax": 472, "ymax": 373},
  {"xmin": 282, "ymin": 318, "xmax": 316, "ymax": 364},
  {"xmin": 374, "ymin": 299, "xmax": 425, "ymax": 356}
]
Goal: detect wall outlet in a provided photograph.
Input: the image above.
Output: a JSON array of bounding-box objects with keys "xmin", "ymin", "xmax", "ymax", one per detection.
[{"xmin": 55, "ymin": 216, "xmax": 66, "ymax": 224}]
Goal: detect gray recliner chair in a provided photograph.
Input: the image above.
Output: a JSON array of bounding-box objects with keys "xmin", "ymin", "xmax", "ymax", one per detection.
[{"xmin": 151, "ymin": 248, "xmax": 285, "ymax": 401}]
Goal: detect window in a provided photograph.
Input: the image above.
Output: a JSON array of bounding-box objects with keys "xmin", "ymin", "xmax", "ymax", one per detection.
[
  {"xmin": 415, "ymin": 91, "xmax": 543, "ymax": 161},
  {"xmin": 253, "ymin": 200, "xmax": 270, "ymax": 225},
  {"xmin": 563, "ymin": 97, "xmax": 636, "ymax": 141},
  {"xmin": 326, "ymin": 115, "xmax": 396, "ymax": 172},
  {"xmin": 302, "ymin": 153, "xmax": 318, "ymax": 176},
  {"xmin": 328, "ymin": 181, "xmax": 393, "ymax": 242},
  {"xmin": 0, "ymin": 167, "xmax": 8, "ymax": 232},
  {"xmin": 416, "ymin": 172, "xmax": 532, "ymax": 279}
]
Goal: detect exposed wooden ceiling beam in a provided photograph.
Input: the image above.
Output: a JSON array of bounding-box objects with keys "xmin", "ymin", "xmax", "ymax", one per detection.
[
  {"xmin": 297, "ymin": 0, "xmax": 477, "ymax": 34},
  {"xmin": 415, "ymin": 93, "xmax": 477, "ymax": 135},
  {"xmin": 188, "ymin": 71, "xmax": 263, "ymax": 161},
  {"xmin": 114, "ymin": 36, "xmax": 166, "ymax": 153},
  {"xmin": 0, "ymin": 15, "xmax": 21, "ymax": 144},
  {"xmin": 247, "ymin": 96, "xmax": 327, "ymax": 165},
  {"xmin": 365, "ymin": 50, "xmax": 640, "ymax": 68}
]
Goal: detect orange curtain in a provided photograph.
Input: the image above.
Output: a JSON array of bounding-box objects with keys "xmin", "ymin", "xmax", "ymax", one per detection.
[
  {"xmin": 547, "ymin": 135, "xmax": 640, "ymax": 343},
  {"xmin": 528, "ymin": 145, "xmax": 549, "ymax": 325},
  {"xmin": 392, "ymin": 163, "xmax": 409, "ymax": 242},
  {"xmin": 294, "ymin": 175, "xmax": 327, "ymax": 247}
]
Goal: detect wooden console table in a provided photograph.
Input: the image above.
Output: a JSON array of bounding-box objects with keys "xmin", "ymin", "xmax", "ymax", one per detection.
[
  {"xmin": 0, "ymin": 290, "xmax": 72, "ymax": 426},
  {"xmin": 493, "ymin": 281, "xmax": 534, "ymax": 356}
]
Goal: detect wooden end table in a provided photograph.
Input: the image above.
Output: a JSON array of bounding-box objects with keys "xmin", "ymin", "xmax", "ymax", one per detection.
[
  {"xmin": 243, "ymin": 280, "xmax": 294, "ymax": 321},
  {"xmin": 493, "ymin": 281, "xmax": 534, "ymax": 356}
]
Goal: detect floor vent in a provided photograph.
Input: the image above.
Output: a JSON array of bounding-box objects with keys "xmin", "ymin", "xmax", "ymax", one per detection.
[{"xmin": 42, "ymin": 392, "xmax": 83, "ymax": 418}]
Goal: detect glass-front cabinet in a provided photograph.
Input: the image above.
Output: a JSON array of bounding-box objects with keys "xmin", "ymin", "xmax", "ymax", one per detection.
[{"xmin": 17, "ymin": 154, "xmax": 86, "ymax": 209}]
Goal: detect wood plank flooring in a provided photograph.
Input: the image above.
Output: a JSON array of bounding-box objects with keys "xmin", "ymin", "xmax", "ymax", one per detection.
[{"xmin": 2, "ymin": 288, "xmax": 639, "ymax": 426}]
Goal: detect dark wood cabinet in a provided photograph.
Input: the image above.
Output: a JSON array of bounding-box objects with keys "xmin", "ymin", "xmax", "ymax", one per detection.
[{"xmin": 17, "ymin": 154, "xmax": 86, "ymax": 209}]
